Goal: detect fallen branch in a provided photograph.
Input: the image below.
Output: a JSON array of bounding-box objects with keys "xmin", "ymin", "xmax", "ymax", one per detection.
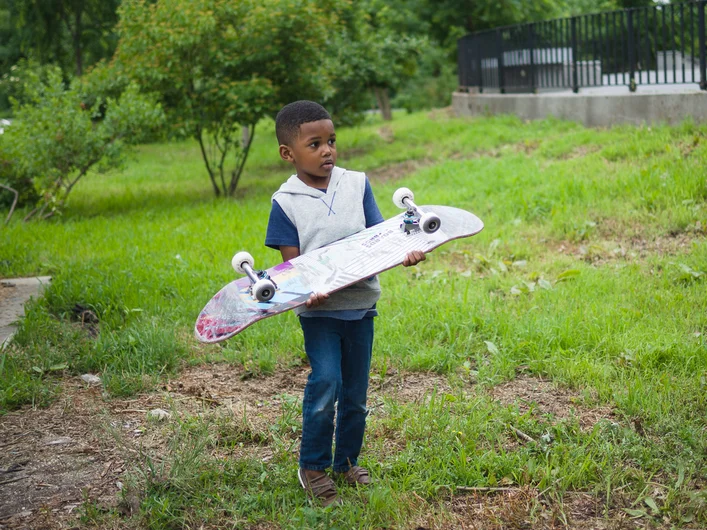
[
  {"xmin": 0, "ymin": 184, "xmax": 18, "ymax": 225},
  {"xmin": 0, "ymin": 432, "xmax": 31, "ymax": 449},
  {"xmin": 456, "ymin": 486, "xmax": 521, "ymax": 493},
  {"xmin": 0, "ymin": 475, "xmax": 29, "ymax": 486},
  {"xmin": 508, "ymin": 424, "xmax": 536, "ymax": 443}
]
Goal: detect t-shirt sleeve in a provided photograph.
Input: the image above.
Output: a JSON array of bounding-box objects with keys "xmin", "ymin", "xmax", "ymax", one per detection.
[
  {"xmin": 363, "ymin": 177, "xmax": 385, "ymax": 228},
  {"xmin": 265, "ymin": 200, "xmax": 300, "ymax": 250}
]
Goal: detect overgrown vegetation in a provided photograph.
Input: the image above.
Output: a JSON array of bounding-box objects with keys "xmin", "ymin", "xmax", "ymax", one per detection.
[{"xmin": 1, "ymin": 111, "xmax": 705, "ymax": 527}]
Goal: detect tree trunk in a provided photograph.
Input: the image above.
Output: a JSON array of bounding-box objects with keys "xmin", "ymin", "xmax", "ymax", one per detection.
[
  {"xmin": 241, "ymin": 125, "xmax": 250, "ymax": 148},
  {"xmin": 373, "ymin": 86, "xmax": 392, "ymax": 121},
  {"xmin": 196, "ymin": 128, "xmax": 221, "ymax": 197},
  {"xmin": 229, "ymin": 123, "xmax": 256, "ymax": 196}
]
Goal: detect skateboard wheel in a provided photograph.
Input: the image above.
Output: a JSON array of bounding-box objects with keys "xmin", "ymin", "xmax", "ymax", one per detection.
[
  {"xmin": 393, "ymin": 187, "xmax": 414, "ymax": 209},
  {"xmin": 253, "ymin": 279, "xmax": 276, "ymax": 302},
  {"xmin": 420, "ymin": 212, "xmax": 441, "ymax": 234},
  {"xmin": 232, "ymin": 251, "xmax": 254, "ymax": 274}
]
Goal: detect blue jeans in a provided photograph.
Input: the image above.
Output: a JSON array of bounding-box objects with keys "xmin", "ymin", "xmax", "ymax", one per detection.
[{"xmin": 298, "ymin": 316, "xmax": 374, "ymax": 472}]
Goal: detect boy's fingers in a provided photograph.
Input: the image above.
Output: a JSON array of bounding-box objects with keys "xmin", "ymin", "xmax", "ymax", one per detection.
[
  {"xmin": 403, "ymin": 250, "xmax": 426, "ymax": 267},
  {"xmin": 306, "ymin": 292, "xmax": 328, "ymax": 308}
]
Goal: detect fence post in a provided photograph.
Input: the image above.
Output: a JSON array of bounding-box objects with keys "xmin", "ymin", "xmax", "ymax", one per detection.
[
  {"xmin": 700, "ymin": 0, "xmax": 706, "ymax": 90},
  {"xmin": 529, "ymin": 24, "xmax": 537, "ymax": 93},
  {"xmin": 496, "ymin": 28, "xmax": 506, "ymax": 93},
  {"xmin": 571, "ymin": 17, "xmax": 579, "ymax": 93},
  {"xmin": 457, "ymin": 36, "xmax": 466, "ymax": 90},
  {"xmin": 478, "ymin": 45, "xmax": 484, "ymax": 93},
  {"xmin": 627, "ymin": 10, "xmax": 637, "ymax": 92}
]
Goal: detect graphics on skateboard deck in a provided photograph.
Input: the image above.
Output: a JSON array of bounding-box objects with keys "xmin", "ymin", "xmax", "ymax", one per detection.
[{"xmin": 195, "ymin": 188, "xmax": 484, "ymax": 343}]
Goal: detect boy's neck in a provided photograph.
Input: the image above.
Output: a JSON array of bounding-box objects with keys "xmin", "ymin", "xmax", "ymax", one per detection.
[{"xmin": 296, "ymin": 171, "xmax": 330, "ymax": 190}]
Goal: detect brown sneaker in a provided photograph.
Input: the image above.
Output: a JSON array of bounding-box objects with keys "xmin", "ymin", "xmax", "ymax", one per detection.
[
  {"xmin": 336, "ymin": 466, "xmax": 371, "ymax": 486},
  {"xmin": 298, "ymin": 468, "xmax": 341, "ymax": 507}
]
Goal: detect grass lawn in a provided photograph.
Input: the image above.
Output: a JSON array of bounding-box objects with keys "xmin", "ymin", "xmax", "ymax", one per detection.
[{"xmin": 1, "ymin": 110, "xmax": 706, "ymax": 529}]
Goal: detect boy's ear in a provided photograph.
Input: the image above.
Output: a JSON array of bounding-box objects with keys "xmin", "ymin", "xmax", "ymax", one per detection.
[{"xmin": 279, "ymin": 144, "xmax": 294, "ymax": 163}]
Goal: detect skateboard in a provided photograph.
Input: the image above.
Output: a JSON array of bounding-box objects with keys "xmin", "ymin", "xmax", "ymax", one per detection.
[{"xmin": 194, "ymin": 187, "xmax": 484, "ymax": 343}]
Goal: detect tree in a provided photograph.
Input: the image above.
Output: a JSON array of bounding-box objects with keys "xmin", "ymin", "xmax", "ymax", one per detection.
[
  {"xmin": 561, "ymin": 0, "xmax": 657, "ymax": 16},
  {"xmin": 1, "ymin": 65, "xmax": 163, "ymax": 220},
  {"xmin": 325, "ymin": 1, "xmax": 423, "ymax": 122},
  {"xmin": 0, "ymin": 0, "xmax": 22, "ymax": 112},
  {"xmin": 113, "ymin": 0, "xmax": 335, "ymax": 197},
  {"xmin": 409, "ymin": 0, "xmax": 564, "ymax": 52},
  {"xmin": 10, "ymin": 0, "xmax": 120, "ymax": 77}
]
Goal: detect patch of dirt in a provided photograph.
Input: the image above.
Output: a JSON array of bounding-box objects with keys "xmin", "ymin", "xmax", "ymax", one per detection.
[
  {"xmin": 427, "ymin": 107, "xmax": 456, "ymax": 121},
  {"xmin": 0, "ymin": 364, "xmax": 454, "ymax": 528},
  {"xmin": 442, "ymin": 487, "xmax": 650, "ymax": 530},
  {"xmin": 556, "ymin": 230, "xmax": 703, "ymax": 266},
  {"xmin": 367, "ymin": 158, "xmax": 435, "ymax": 182},
  {"xmin": 167, "ymin": 363, "xmax": 452, "ymax": 429},
  {"xmin": 339, "ymin": 146, "xmax": 369, "ymax": 159},
  {"xmin": 0, "ymin": 381, "xmax": 130, "ymax": 529},
  {"xmin": 366, "ymin": 139, "xmax": 544, "ymax": 183},
  {"xmin": 679, "ymin": 134, "xmax": 704, "ymax": 158},
  {"xmin": 377, "ymin": 126, "xmax": 395, "ymax": 143},
  {"xmin": 489, "ymin": 376, "xmax": 616, "ymax": 431},
  {"xmin": 555, "ymin": 144, "xmax": 601, "ymax": 160}
]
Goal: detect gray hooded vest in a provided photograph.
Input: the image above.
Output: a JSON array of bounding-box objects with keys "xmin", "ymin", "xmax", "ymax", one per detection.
[{"xmin": 272, "ymin": 166, "xmax": 381, "ymax": 315}]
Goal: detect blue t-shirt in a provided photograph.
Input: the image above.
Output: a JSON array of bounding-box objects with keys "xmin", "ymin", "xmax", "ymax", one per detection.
[{"xmin": 265, "ymin": 177, "xmax": 384, "ymax": 320}]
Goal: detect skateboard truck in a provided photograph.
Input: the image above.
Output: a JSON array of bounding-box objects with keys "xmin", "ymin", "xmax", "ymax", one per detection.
[
  {"xmin": 393, "ymin": 187, "xmax": 441, "ymax": 234},
  {"xmin": 231, "ymin": 251, "xmax": 277, "ymax": 302}
]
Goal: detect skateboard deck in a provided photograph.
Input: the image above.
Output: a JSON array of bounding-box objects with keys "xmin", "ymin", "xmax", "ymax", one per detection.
[{"xmin": 195, "ymin": 205, "xmax": 483, "ymax": 343}]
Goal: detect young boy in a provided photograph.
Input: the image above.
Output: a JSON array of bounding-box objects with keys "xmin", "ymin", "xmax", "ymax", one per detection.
[{"xmin": 265, "ymin": 101, "xmax": 424, "ymax": 506}]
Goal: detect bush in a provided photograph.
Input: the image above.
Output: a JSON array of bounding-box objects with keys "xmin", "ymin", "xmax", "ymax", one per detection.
[
  {"xmin": 0, "ymin": 137, "xmax": 39, "ymax": 210},
  {"xmin": 393, "ymin": 44, "xmax": 458, "ymax": 112},
  {"xmin": 1, "ymin": 64, "xmax": 163, "ymax": 220}
]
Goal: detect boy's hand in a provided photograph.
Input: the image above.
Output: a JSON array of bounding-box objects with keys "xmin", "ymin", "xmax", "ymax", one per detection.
[
  {"xmin": 403, "ymin": 250, "xmax": 426, "ymax": 267},
  {"xmin": 305, "ymin": 292, "xmax": 329, "ymax": 308}
]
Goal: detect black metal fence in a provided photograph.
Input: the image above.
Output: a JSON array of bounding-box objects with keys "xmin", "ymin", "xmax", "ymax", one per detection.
[{"xmin": 457, "ymin": 0, "xmax": 707, "ymax": 93}]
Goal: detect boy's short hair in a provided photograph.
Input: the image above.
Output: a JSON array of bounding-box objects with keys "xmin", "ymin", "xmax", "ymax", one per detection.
[{"xmin": 275, "ymin": 101, "xmax": 332, "ymax": 146}]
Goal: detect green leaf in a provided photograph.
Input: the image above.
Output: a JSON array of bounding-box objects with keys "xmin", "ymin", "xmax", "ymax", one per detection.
[
  {"xmin": 48, "ymin": 363, "xmax": 68, "ymax": 371},
  {"xmin": 484, "ymin": 341, "xmax": 500, "ymax": 355},
  {"xmin": 644, "ymin": 497, "xmax": 660, "ymax": 514},
  {"xmin": 623, "ymin": 508, "xmax": 647, "ymax": 518},
  {"xmin": 556, "ymin": 269, "xmax": 581, "ymax": 282},
  {"xmin": 538, "ymin": 279, "xmax": 553, "ymax": 290}
]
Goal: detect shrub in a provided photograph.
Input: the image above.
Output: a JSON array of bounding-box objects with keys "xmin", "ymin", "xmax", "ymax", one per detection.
[{"xmin": 1, "ymin": 65, "xmax": 163, "ymax": 220}]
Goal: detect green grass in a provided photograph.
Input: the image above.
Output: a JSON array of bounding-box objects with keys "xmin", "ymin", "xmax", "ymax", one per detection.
[{"xmin": 1, "ymin": 110, "xmax": 706, "ymax": 528}]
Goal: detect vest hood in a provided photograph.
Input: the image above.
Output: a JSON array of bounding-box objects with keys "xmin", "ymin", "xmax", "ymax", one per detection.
[{"xmin": 272, "ymin": 166, "xmax": 345, "ymax": 201}]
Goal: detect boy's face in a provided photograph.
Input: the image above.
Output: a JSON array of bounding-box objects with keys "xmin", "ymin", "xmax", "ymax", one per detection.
[{"xmin": 279, "ymin": 119, "xmax": 337, "ymax": 185}]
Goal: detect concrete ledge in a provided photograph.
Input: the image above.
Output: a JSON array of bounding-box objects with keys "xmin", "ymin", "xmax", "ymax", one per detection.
[
  {"xmin": 452, "ymin": 90, "xmax": 707, "ymax": 127},
  {"xmin": 0, "ymin": 276, "xmax": 52, "ymax": 349}
]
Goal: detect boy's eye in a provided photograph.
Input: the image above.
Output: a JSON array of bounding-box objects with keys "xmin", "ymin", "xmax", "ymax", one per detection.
[{"xmin": 328, "ymin": 139, "xmax": 336, "ymax": 146}]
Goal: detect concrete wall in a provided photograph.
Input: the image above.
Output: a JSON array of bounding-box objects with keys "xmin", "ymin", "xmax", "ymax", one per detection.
[{"xmin": 452, "ymin": 90, "xmax": 707, "ymax": 127}]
